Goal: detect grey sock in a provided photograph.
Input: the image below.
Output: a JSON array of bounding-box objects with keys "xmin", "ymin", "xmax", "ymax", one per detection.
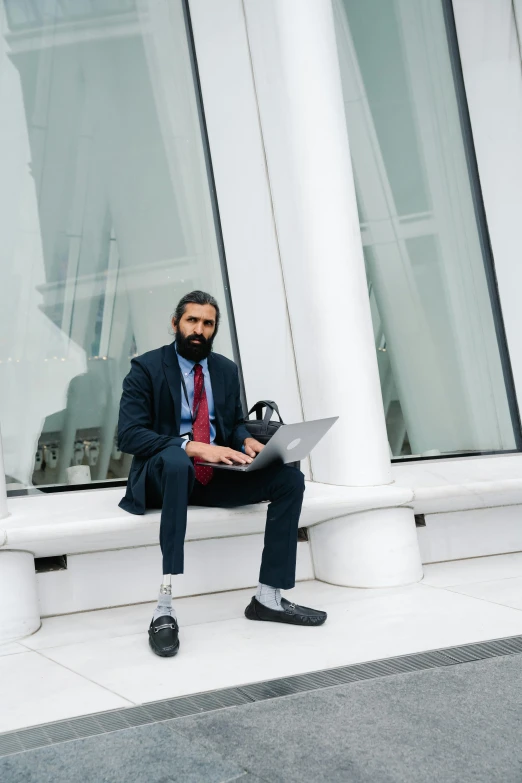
[
  {"xmin": 256, "ymin": 582, "xmax": 284, "ymax": 611},
  {"xmin": 153, "ymin": 584, "xmax": 176, "ymax": 622}
]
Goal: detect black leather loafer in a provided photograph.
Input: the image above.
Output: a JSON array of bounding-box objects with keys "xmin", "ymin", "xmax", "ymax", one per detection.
[
  {"xmin": 245, "ymin": 597, "xmax": 327, "ymax": 626},
  {"xmin": 148, "ymin": 615, "xmax": 180, "ymax": 657}
]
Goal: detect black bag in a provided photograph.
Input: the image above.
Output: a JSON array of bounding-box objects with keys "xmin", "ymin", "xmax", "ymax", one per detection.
[{"xmin": 244, "ymin": 400, "xmax": 300, "ymax": 470}]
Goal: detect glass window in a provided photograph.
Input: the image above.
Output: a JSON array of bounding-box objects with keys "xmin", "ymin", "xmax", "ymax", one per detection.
[
  {"xmin": 333, "ymin": 0, "xmax": 521, "ymax": 459},
  {"xmin": 0, "ymin": 0, "xmax": 237, "ymax": 493}
]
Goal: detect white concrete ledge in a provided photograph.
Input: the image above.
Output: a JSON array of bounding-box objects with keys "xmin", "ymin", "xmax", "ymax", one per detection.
[
  {"xmin": 5, "ymin": 459, "xmax": 522, "ymax": 632},
  {"xmin": 5, "ymin": 456, "xmax": 522, "ymax": 558},
  {"xmin": 412, "ymin": 479, "xmax": 522, "ymax": 514},
  {"xmin": 1, "ymin": 482, "xmax": 413, "ymax": 558},
  {"xmin": 391, "ymin": 454, "xmax": 522, "ymax": 515}
]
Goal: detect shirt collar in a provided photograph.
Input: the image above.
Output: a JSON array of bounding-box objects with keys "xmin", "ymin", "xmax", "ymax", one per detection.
[{"xmin": 175, "ymin": 345, "xmax": 208, "ymax": 377}]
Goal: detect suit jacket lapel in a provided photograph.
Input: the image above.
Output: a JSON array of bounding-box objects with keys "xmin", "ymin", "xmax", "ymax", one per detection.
[
  {"xmin": 162, "ymin": 343, "xmax": 182, "ymax": 435},
  {"xmin": 208, "ymin": 354, "xmax": 225, "ymax": 443}
]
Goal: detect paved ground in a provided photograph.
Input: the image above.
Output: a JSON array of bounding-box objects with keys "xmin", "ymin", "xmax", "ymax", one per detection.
[
  {"xmin": 1, "ymin": 653, "xmax": 521, "ymax": 783},
  {"xmin": 4, "ymin": 551, "xmax": 522, "ymax": 735}
]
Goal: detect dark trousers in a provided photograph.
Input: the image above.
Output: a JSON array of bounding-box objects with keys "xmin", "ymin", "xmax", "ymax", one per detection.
[{"xmin": 144, "ymin": 445, "xmax": 305, "ymax": 590}]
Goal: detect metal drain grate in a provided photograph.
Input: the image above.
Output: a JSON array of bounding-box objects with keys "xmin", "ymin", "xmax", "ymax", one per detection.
[{"xmin": 1, "ymin": 633, "xmax": 522, "ymax": 758}]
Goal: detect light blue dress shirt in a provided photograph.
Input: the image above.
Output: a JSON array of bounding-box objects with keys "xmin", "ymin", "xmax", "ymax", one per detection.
[{"xmin": 176, "ymin": 348, "xmax": 216, "ymax": 449}]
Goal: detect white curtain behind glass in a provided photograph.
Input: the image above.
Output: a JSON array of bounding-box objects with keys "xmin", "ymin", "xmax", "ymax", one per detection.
[{"xmin": 333, "ymin": 0, "xmax": 515, "ymax": 456}]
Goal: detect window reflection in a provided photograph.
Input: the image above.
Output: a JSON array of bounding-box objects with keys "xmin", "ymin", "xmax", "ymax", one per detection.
[
  {"xmin": 0, "ymin": 0, "xmax": 235, "ymax": 490},
  {"xmin": 334, "ymin": 0, "xmax": 517, "ymax": 458}
]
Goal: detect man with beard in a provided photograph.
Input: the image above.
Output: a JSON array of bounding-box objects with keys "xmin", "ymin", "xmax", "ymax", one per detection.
[{"xmin": 118, "ymin": 290, "xmax": 327, "ymax": 657}]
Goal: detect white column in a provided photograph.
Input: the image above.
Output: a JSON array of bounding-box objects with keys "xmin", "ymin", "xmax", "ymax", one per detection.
[
  {"xmin": 242, "ymin": 0, "xmax": 422, "ymax": 585},
  {"xmin": 0, "ymin": 426, "xmax": 40, "ymax": 641},
  {"xmin": 0, "ymin": 552, "xmax": 40, "ymax": 642},
  {"xmin": 243, "ymin": 0, "xmax": 392, "ymax": 487}
]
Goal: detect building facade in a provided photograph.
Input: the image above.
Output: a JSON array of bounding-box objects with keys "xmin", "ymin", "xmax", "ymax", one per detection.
[{"xmin": 1, "ymin": 0, "xmax": 522, "ymax": 579}]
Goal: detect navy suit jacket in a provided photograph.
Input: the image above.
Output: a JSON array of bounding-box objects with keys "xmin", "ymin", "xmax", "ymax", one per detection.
[{"xmin": 117, "ymin": 342, "xmax": 250, "ymax": 514}]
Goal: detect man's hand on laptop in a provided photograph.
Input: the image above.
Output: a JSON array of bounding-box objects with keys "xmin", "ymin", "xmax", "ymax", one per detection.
[
  {"xmin": 243, "ymin": 437, "xmax": 265, "ymax": 458},
  {"xmin": 185, "ymin": 442, "xmax": 253, "ymax": 465}
]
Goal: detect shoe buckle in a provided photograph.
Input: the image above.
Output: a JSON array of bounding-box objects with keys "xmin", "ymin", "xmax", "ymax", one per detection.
[
  {"xmin": 287, "ymin": 602, "xmax": 297, "ymax": 611},
  {"xmin": 154, "ymin": 622, "xmax": 177, "ymax": 633}
]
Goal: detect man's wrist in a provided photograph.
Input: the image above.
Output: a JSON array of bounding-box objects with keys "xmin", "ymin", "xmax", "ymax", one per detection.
[
  {"xmin": 185, "ymin": 440, "xmax": 197, "ymax": 458},
  {"xmin": 185, "ymin": 440, "xmax": 213, "ymax": 458}
]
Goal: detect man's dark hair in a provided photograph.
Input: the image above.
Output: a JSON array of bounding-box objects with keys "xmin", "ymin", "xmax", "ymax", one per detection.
[{"xmin": 173, "ymin": 290, "xmax": 220, "ymax": 334}]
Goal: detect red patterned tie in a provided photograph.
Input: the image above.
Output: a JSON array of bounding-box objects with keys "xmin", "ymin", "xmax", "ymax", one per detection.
[{"xmin": 192, "ymin": 364, "xmax": 214, "ymax": 485}]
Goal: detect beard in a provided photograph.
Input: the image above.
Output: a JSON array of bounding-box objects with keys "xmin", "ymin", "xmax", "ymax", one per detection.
[{"xmin": 175, "ymin": 329, "xmax": 214, "ymax": 362}]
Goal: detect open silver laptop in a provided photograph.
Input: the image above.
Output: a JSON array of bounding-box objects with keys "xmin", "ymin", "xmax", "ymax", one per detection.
[{"xmin": 199, "ymin": 416, "xmax": 339, "ymax": 472}]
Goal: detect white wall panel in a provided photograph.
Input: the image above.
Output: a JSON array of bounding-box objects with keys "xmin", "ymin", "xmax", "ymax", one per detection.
[
  {"xmin": 188, "ymin": 0, "xmax": 305, "ymax": 438},
  {"xmin": 37, "ymin": 538, "xmax": 314, "ymax": 616},
  {"xmin": 418, "ymin": 504, "xmax": 522, "ymax": 564}
]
